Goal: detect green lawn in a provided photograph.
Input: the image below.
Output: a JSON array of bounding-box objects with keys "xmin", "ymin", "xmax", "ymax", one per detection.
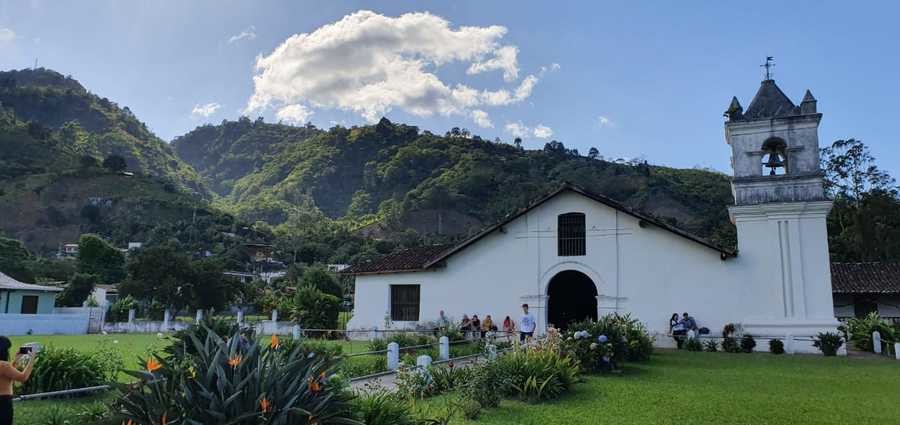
[
  {"xmin": 10, "ymin": 333, "xmax": 168, "ymax": 373},
  {"xmin": 417, "ymin": 350, "xmax": 900, "ymax": 425}
]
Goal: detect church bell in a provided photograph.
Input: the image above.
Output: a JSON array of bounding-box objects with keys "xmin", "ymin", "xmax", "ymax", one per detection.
[{"xmin": 764, "ymin": 152, "xmax": 784, "ymax": 175}]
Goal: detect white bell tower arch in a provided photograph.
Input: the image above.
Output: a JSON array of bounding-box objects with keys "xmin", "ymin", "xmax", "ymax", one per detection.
[{"xmin": 724, "ymin": 75, "xmax": 839, "ymax": 342}]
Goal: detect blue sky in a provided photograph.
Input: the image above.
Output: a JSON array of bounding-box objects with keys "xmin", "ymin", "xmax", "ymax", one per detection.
[{"xmin": 1, "ymin": 1, "xmax": 898, "ymax": 176}]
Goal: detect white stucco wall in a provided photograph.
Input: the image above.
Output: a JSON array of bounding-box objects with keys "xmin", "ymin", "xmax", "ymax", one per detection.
[{"xmin": 350, "ymin": 192, "xmax": 839, "ymax": 352}]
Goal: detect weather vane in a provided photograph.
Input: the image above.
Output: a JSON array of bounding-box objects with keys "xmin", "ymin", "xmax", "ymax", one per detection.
[{"xmin": 761, "ymin": 56, "xmax": 775, "ymax": 80}]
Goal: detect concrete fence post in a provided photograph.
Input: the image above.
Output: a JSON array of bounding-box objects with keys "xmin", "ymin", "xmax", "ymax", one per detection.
[
  {"xmin": 236, "ymin": 310, "xmax": 244, "ymax": 324},
  {"xmin": 387, "ymin": 342, "xmax": 400, "ymax": 371},
  {"xmin": 486, "ymin": 343, "xmax": 497, "ymax": 360},
  {"xmin": 894, "ymin": 342, "xmax": 900, "ymax": 361},
  {"xmin": 271, "ymin": 310, "xmax": 278, "ymax": 323},
  {"xmin": 292, "ymin": 324, "xmax": 301, "ymax": 340},
  {"xmin": 873, "ymin": 331, "xmax": 882, "ymax": 354},
  {"xmin": 195, "ymin": 310, "xmax": 203, "ymax": 324},
  {"xmin": 127, "ymin": 309, "xmax": 135, "ymax": 324},
  {"xmin": 416, "ymin": 355, "xmax": 432, "ymax": 369},
  {"xmin": 439, "ymin": 336, "xmax": 450, "ymax": 361},
  {"xmin": 837, "ymin": 339, "xmax": 848, "ymax": 356},
  {"xmin": 162, "ymin": 309, "xmax": 171, "ymax": 331},
  {"xmin": 785, "ymin": 334, "xmax": 794, "ymax": 354}
]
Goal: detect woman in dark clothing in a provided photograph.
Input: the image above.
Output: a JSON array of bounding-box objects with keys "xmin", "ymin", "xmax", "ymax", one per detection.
[
  {"xmin": 471, "ymin": 315, "xmax": 481, "ymax": 338},
  {"xmin": 1, "ymin": 336, "xmax": 38, "ymax": 425}
]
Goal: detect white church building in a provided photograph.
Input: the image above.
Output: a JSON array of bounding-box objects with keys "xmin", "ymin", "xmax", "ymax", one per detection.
[{"xmin": 346, "ymin": 76, "xmax": 840, "ymax": 352}]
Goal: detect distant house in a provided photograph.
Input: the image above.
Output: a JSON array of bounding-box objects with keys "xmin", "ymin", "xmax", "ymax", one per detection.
[
  {"xmin": 223, "ymin": 271, "xmax": 256, "ymax": 284},
  {"xmin": 245, "ymin": 243, "xmax": 274, "ymax": 263},
  {"xmin": 62, "ymin": 243, "xmax": 79, "ymax": 258},
  {"xmin": 127, "ymin": 242, "xmax": 143, "ymax": 251},
  {"xmin": 0, "ymin": 271, "xmax": 62, "ymax": 314},
  {"xmin": 832, "ymin": 262, "xmax": 900, "ymax": 325}
]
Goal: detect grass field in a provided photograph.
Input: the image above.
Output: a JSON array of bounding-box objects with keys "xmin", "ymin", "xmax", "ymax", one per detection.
[{"xmin": 416, "ymin": 350, "xmax": 900, "ymax": 425}]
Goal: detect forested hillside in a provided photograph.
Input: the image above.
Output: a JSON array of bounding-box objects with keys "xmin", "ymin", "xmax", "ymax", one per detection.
[
  {"xmin": 0, "ymin": 68, "xmax": 206, "ymax": 193},
  {"xmin": 0, "ymin": 69, "xmax": 250, "ymax": 257},
  {"xmin": 174, "ymin": 117, "xmax": 738, "ymax": 256}
]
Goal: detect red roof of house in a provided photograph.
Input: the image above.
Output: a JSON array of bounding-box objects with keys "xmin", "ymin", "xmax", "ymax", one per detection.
[
  {"xmin": 831, "ymin": 262, "xmax": 900, "ymax": 294},
  {"xmin": 343, "ymin": 245, "xmax": 453, "ymax": 275}
]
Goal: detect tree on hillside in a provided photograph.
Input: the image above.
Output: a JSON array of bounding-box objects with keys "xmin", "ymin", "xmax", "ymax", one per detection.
[
  {"xmin": 77, "ymin": 234, "xmax": 125, "ymax": 284},
  {"xmin": 301, "ymin": 267, "xmax": 342, "ymax": 298},
  {"xmin": 120, "ymin": 246, "xmax": 193, "ymax": 312},
  {"xmin": 588, "ymin": 147, "xmax": 600, "ymax": 159},
  {"xmin": 188, "ymin": 259, "xmax": 237, "ymax": 311},
  {"xmin": 57, "ymin": 273, "xmax": 99, "ymax": 307},
  {"xmin": 0, "ymin": 237, "xmax": 35, "ymax": 283},
  {"xmin": 513, "ymin": 137, "xmax": 522, "ymax": 149},
  {"xmin": 822, "ymin": 139, "xmax": 900, "ymax": 262},
  {"xmin": 102, "ymin": 154, "xmax": 128, "ymax": 172}
]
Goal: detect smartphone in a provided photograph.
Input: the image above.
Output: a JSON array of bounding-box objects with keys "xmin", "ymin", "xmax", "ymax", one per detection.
[{"xmin": 18, "ymin": 346, "xmax": 32, "ymax": 355}]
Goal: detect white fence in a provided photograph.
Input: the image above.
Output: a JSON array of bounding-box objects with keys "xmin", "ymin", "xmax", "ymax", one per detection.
[{"xmin": 0, "ymin": 312, "xmax": 90, "ymax": 335}]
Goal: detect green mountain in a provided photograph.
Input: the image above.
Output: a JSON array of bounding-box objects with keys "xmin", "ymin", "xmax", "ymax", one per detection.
[
  {"xmin": 0, "ymin": 69, "xmax": 247, "ymax": 256},
  {"xmin": 0, "ymin": 68, "xmax": 206, "ymax": 193},
  {"xmin": 173, "ymin": 118, "xmax": 737, "ymax": 251}
]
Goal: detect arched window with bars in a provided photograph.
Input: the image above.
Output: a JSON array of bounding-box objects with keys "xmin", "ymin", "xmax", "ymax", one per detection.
[{"xmin": 558, "ymin": 212, "xmax": 586, "ymax": 256}]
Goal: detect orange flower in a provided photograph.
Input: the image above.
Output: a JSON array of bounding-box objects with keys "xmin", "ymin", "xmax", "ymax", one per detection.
[
  {"xmin": 308, "ymin": 415, "xmax": 319, "ymax": 425},
  {"xmin": 260, "ymin": 397, "xmax": 272, "ymax": 413},
  {"xmin": 227, "ymin": 355, "xmax": 242, "ymax": 368},
  {"xmin": 145, "ymin": 357, "xmax": 162, "ymax": 373},
  {"xmin": 122, "ymin": 420, "xmax": 134, "ymax": 425},
  {"xmin": 270, "ymin": 334, "xmax": 280, "ymax": 349},
  {"xmin": 308, "ymin": 377, "xmax": 321, "ymax": 394}
]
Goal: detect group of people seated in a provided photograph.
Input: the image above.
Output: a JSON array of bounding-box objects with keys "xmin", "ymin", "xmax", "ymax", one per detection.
[
  {"xmin": 438, "ymin": 310, "xmax": 518, "ymax": 340},
  {"xmin": 669, "ymin": 312, "xmax": 707, "ymax": 348}
]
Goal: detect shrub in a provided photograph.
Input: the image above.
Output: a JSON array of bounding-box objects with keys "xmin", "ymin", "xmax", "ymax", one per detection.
[
  {"xmin": 740, "ymin": 334, "xmax": 757, "ymax": 353},
  {"xmin": 289, "ymin": 284, "xmax": 342, "ymax": 330},
  {"xmin": 339, "ymin": 355, "xmax": 387, "ymax": 378},
  {"xmin": 497, "ymin": 348, "xmax": 579, "ymax": 402},
  {"xmin": 846, "ymin": 312, "xmax": 896, "ymax": 351},
  {"xmin": 561, "ymin": 313, "xmax": 653, "ymax": 373},
  {"xmin": 164, "ymin": 317, "xmax": 240, "ymax": 361},
  {"xmin": 769, "ymin": 339, "xmax": 785, "ymax": 354},
  {"xmin": 703, "ymin": 339, "xmax": 718, "ymax": 352},
  {"xmin": 430, "ymin": 363, "xmax": 473, "ymax": 394},
  {"xmin": 721, "ymin": 336, "xmax": 740, "ymax": 353},
  {"xmin": 460, "ymin": 360, "xmax": 507, "ymax": 408},
  {"xmin": 106, "ymin": 295, "xmax": 138, "ymax": 322},
  {"xmin": 456, "ymin": 396, "xmax": 482, "ymax": 420},
  {"xmin": 395, "ymin": 365, "xmax": 435, "ymax": 399},
  {"xmin": 813, "ymin": 332, "xmax": 844, "ymax": 356},
  {"xmin": 368, "ymin": 338, "xmax": 388, "ymax": 352},
  {"xmin": 21, "ymin": 345, "xmax": 122, "ymax": 394},
  {"xmin": 352, "ymin": 389, "xmax": 418, "ymax": 425},
  {"xmin": 114, "ymin": 327, "xmax": 357, "ymax": 424},
  {"xmin": 684, "ymin": 338, "xmax": 703, "ymax": 352}
]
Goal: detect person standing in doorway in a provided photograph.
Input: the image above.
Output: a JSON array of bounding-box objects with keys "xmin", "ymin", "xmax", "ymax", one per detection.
[{"xmin": 519, "ymin": 304, "xmax": 536, "ymax": 343}]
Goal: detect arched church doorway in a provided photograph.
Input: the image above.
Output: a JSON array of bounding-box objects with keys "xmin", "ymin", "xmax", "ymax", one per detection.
[{"xmin": 547, "ymin": 270, "xmax": 598, "ymax": 330}]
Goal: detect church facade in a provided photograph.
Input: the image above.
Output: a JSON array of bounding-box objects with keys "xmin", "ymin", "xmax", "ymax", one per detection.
[{"xmin": 346, "ymin": 77, "xmax": 840, "ymax": 353}]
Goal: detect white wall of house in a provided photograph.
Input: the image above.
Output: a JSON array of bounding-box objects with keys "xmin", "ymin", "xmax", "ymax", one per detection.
[
  {"xmin": 349, "ymin": 191, "xmax": 838, "ymax": 352},
  {"xmin": 0, "ymin": 312, "xmax": 90, "ymax": 335}
]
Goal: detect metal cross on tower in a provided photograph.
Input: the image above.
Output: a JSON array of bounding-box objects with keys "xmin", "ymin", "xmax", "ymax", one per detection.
[{"xmin": 761, "ymin": 56, "xmax": 775, "ymax": 80}]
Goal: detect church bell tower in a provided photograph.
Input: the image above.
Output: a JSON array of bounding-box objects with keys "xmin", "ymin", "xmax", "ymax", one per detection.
[{"xmin": 724, "ymin": 68, "xmax": 839, "ymax": 345}]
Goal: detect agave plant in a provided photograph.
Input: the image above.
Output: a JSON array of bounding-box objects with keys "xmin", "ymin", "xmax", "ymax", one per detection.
[{"xmin": 115, "ymin": 326, "xmax": 361, "ymax": 425}]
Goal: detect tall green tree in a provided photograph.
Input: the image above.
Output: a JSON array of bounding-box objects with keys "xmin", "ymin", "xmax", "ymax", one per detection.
[
  {"xmin": 300, "ymin": 266, "xmax": 342, "ymax": 298},
  {"xmin": 120, "ymin": 246, "xmax": 193, "ymax": 312},
  {"xmin": 0, "ymin": 237, "xmax": 35, "ymax": 283},
  {"xmin": 76, "ymin": 234, "xmax": 126, "ymax": 284},
  {"xmin": 822, "ymin": 139, "xmax": 900, "ymax": 261},
  {"xmin": 57, "ymin": 273, "xmax": 99, "ymax": 307}
]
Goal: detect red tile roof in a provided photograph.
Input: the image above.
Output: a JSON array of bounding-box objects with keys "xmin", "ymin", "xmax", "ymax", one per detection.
[
  {"xmin": 831, "ymin": 262, "xmax": 900, "ymax": 294},
  {"xmin": 343, "ymin": 245, "xmax": 453, "ymax": 275}
]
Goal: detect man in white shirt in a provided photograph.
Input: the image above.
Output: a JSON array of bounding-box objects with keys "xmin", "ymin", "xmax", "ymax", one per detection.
[{"xmin": 519, "ymin": 303, "xmax": 536, "ymax": 343}]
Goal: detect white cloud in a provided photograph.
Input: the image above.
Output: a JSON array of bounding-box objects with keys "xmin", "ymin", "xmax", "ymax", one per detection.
[
  {"xmin": 533, "ymin": 124, "xmax": 553, "ymax": 139},
  {"xmin": 467, "ymin": 45, "xmax": 519, "ymax": 81},
  {"xmin": 471, "ymin": 109, "xmax": 493, "ymax": 128},
  {"xmin": 228, "ymin": 26, "xmax": 257, "ymax": 44},
  {"xmin": 0, "ymin": 28, "xmax": 15, "ymax": 44},
  {"xmin": 505, "ymin": 121, "xmax": 529, "ymax": 138},
  {"xmin": 246, "ymin": 11, "xmax": 547, "ymax": 123},
  {"xmin": 276, "ymin": 104, "xmax": 312, "ymax": 125},
  {"xmin": 191, "ymin": 102, "xmax": 221, "ymax": 118},
  {"xmin": 597, "ymin": 115, "xmax": 613, "ymax": 128}
]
